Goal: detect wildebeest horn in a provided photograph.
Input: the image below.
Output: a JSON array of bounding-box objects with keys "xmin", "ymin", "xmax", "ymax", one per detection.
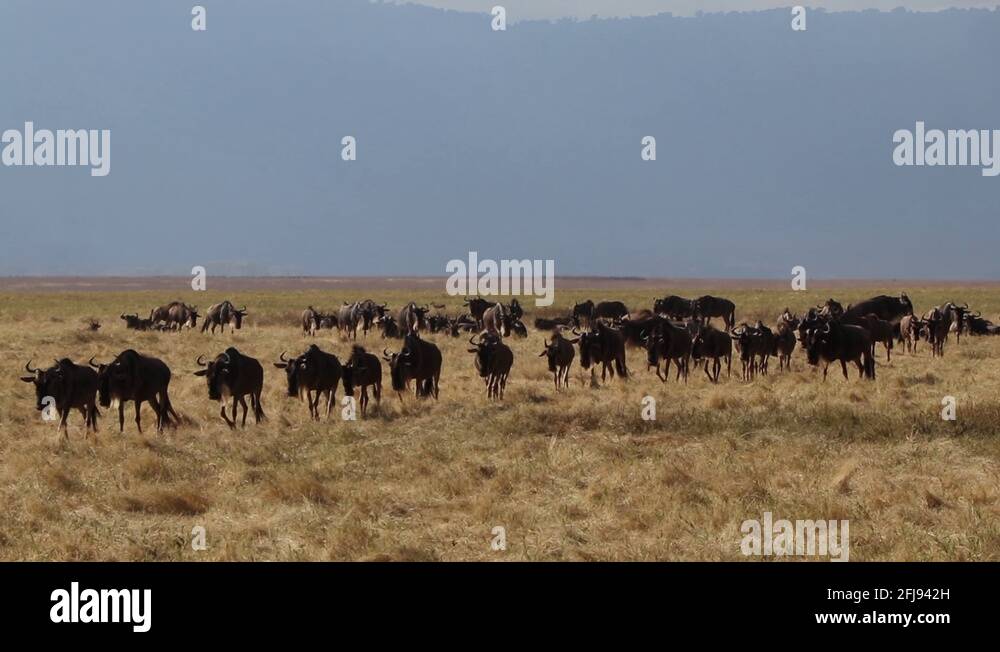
[
  {"xmin": 571, "ymin": 327, "xmax": 581, "ymax": 335},
  {"xmin": 468, "ymin": 334, "xmax": 478, "ymax": 346},
  {"xmin": 88, "ymin": 356, "xmax": 101, "ymax": 369},
  {"xmin": 25, "ymin": 360, "xmax": 39, "ymax": 373},
  {"xmin": 383, "ymin": 348, "xmax": 393, "ymax": 358},
  {"xmin": 120, "ymin": 313, "xmax": 125, "ymax": 319},
  {"xmin": 220, "ymin": 351, "xmax": 231, "ymax": 364},
  {"xmin": 196, "ymin": 355, "xmax": 208, "ymax": 366},
  {"xmin": 278, "ymin": 351, "xmax": 289, "ymax": 362},
  {"xmin": 239, "ymin": 306, "xmax": 247, "ymax": 313}
]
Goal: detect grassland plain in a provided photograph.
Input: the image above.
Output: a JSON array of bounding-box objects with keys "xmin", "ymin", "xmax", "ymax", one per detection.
[{"xmin": 0, "ymin": 284, "xmax": 998, "ymax": 561}]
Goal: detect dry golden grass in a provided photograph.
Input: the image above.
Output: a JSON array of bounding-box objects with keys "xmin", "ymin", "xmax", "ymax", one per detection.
[{"xmin": 1, "ymin": 285, "xmax": 999, "ymax": 561}]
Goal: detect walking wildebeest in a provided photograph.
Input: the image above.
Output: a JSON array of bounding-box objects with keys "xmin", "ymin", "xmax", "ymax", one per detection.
[
  {"xmin": 483, "ymin": 302, "xmax": 513, "ymax": 337},
  {"xmin": 20, "ymin": 359, "xmax": 100, "ymax": 436},
  {"xmin": 575, "ymin": 322, "xmax": 628, "ymax": 384},
  {"xmin": 342, "ymin": 345, "xmax": 383, "ymax": 417},
  {"xmin": 202, "ymin": 301, "xmax": 247, "ymax": 334},
  {"xmin": 383, "ymin": 331, "xmax": 442, "ymax": 399},
  {"xmin": 805, "ymin": 321, "xmax": 875, "ymax": 381},
  {"xmin": 194, "ymin": 347, "xmax": 265, "ymax": 429},
  {"xmin": 620, "ymin": 313, "xmax": 663, "ymax": 348},
  {"xmin": 653, "ymin": 295, "xmax": 696, "ymax": 320},
  {"xmin": 539, "ymin": 331, "xmax": 576, "ymax": 389},
  {"xmin": 463, "ymin": 297, "xmax": 496, "ymax": 328},
  {"xmin": 691, "ymin": 324, "xmax": 732, "ymax": 383},
  {"xmin": 692, "ymin": 296, "xmax": 736, "ymax": 330},
  {"xmin": 730, "ymin": 323, "xmax": 775, "ymax": 380},
  {"xmin": 273, "ymin": 345, "xmax": 342, "ymax": 420},
  {"xmin": 90, "ymin": 350, "xmax": 180, "ymax": 433},
  {"xmin": 468, "ymin": 332, "xmax": 514, "ymax": 399},
  {"xmin": 899, "ymin": 314, "xmax": 926, "ymax": 353},
  {"xmin": 643, "ymin": 320, "xmax": 692, "ymax": 382},
  {"xmin": 150, "ymin": 301, "xmax": 198, "ymax": 330}
]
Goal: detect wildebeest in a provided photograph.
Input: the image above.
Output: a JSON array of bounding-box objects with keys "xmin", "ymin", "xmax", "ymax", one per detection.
[
  {"xmin": 575, "ymin": 322, "xmax": 628, "ymax": 383},
  {"xmin": 446, "ymin": 315, "xmax": 478, "ymax": 337},
  {"xmin": 644, "ymin": 320, "xmax": 693, "ymax": 382},
  {"xmin": 653, "ymin": 295, "xmax": 695, "ymax": 320},
  {"xmin": 843, "ymin": 294, "xmax": 914, "ymax": 325},
  {"xmin": 690, "ymin": 325, "xmax": 732, "ymax": 383},
  {"xmin": 539, "ymin": 331, "xmax": 575, "ymax": 389},
  {"xmin": 945, "ymin": 302, "xmax": 970, "ymax": 344},
  {"xmin": 899, "ymin": 314, "xmax": 926, "ymax": 353},
  {"xmin": 620, "ymin": 313, "xmax": 663, "ymax": 348},
  {"xmin": 730, "ymin": 323, "xmax": 775, "ymax": 380},
  {"xmin": 202, "ymin": 301, "xmax": 247, "ymax": 334},
  {"xmin": 819, "ymin": 298, "xmax": 845, "ymax": 320},
  {"xmin": 383, "ymin": 331, "xmax": 442, "ymax": 399},
  {"xmin": 805, "ymin": 321, "xmax": 876, "ymax": 380},
  {"xmin": 922, "ymin": 306, "xmax": 952, "ymax": 357},
  {"xmin": 121, "ymin": 313, "xmax": 154, "ymax": 331},
  {"xmin": 378, "ymin": 314, "xmax": 401, "ymax": 339},
  {"xmin": 463, "ymin": 297, "xmax": 496, "ymax": 327},
  {"xmin": 302, "ymin": 307, "xmax": 321, "ymax": 336},
  {"xmin": 273, "ymin": 345, "xmax": 342, "ymax": 420},
  {"xmin": 194, "ymin": 347, "xmax": 265, "ymax": 429},
  {"xmin": 692, "ymin": 296, "xmax": 736, "ymax": 330},
  {"xmin": 337, "ymin": 302, "xmax": 360, "ymax": 339},
  {"xmin": 774, "ymin": 312, "xmax": 799, "ymax": 371},
  {"xmin": 90, "ymin": 349, "xmax": 180, "ymax": 432},
  {"xmin": 20, "ymin": 359, "xmax": 100, "ymax": 436},
  {"xmin": 534, "ymin": 315, "xmax": 577, "ymax": 331},
  {"xmin": 510, "ymin": 319, "xmax": 528, "ymax": 338},
  {"xmin": 853, "ymin": 313, "xmax": 894, "ymax": 361},
  {"xmin": 964, "ymin": 311, "xmax": 997, "ymax": 336},
  {"xmin": 342, "ymin": 345, "xmax": 382, "ymax": 417},
  {"xmin": 356, "ymin": 300, "xmax": 387, "ymax": 337},
  {"xmin": 398, "ymin": 302, "xmax": 430, "ymax": 334},
  {"xmin": 150, "ymin": 301, "xmax": 199, "ymax": 330},
  {"xmin": 468, "ymin": 332, "xmax": 514, "ymax": 399},
  {"xmin": 483, "ymin": 302, "xmax": 513, "ymax": 337}
]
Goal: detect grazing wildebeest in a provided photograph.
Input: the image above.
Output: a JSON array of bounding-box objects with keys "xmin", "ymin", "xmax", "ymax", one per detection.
[
  {"xmin": 653, "ymin": 295, "xmax": 696, "ymax": 320},
  {"xmin": 202, "ymin": 301, "xmax": 247, "ymax": 334},
  {"xmin": 854, "ymin": 313, "xmax": 895, "ymax": 361},
  {"xmin": 534, "ymin": 315, "xmax": 577, "ymax": 331},
  {"xmin": 150, "ymin": 301, "xmax": 198, "ymax": 330},
  {"xmin": 398, "ymin": 302, "xmax": 430, "ymax": 334},
  {"xmin": 539, "ymin": 331, "xmax": 576, "ymax": 389},
  {"xmin": 644, "ymin": 320, "xmax": 693, "ymax": 382},
  {"xmin": 575, "ymin": 322, "xmax": 628, "ymax": 383},
  {"xmin": 805, "ymin": 321, "xmax": 875, "ymax": 381},
  {"xmin": 843, "ymin": 294, "xmax": 914, "ymax": 325},
  {"xmin": 342, "ymin": 345, "xmax": 383, "ymax": 417},
  {"xmin": 194, "ymin": 347, "xmax": 265, "ymax": 429},
  {"xmin": 691, "ymin": 325, "xmax": 732, "ymax": 383},
  {"xmin": 273, "ymin": 345, "xmax": 342, "ymax": 420},
  {"xmin": 468, "ymin": 332, "xmax": 514, "ymax": 399},
  {"xmin": 463, "ymin": 297, "xmax": 497, "ymax": 328},
  {"xmin": 899, "ymin": 314, "xmax": 926, "ymax": 353},
  {"xmin": 383, "ymin": 331, "xmax": 442, "ymax": 399},
  {"xmin": 20, "ymin": 359, "xmax": 100, "ymax": 436},
  {"xmin": 90, "ymin": 350, "xmax": 179, "ymax": 433},
  {"xmin": 692, "ymin": 296, "xmax": 736, "ymax": 330},
  {"xmin": 483, "ymin": 302, "xmax": 513, "ymax": 337}
]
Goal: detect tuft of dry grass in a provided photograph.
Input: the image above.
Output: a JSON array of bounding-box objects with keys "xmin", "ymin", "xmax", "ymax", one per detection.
[{"xmin": 0, "ymin": 285, "xmax": 999, "ymax": 560}]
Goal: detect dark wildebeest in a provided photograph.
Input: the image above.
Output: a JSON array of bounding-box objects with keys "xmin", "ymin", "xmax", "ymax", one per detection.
[
  {"xmin": 468, "ymin": 332, "xmax": 514, "ymax": 399},
  {"xmin": 574, "ymin": 322, "xmax": 628, "ymax": 384},
  {"xmin": 273, "ymin": 345, "xmax": 342, "ymax": 420},
  {"xmin": 447, "ymin": 316, "xmax": 478, "ymax": 337},
  {"xmin": 90, "ymin": 350, "xmax": 180, "ymax": 433},
  {"xmin": 922, "ymin": 306, "xmax": 951, "ymax": 357},
  {"xmin": 194, "ymin": 347, "xmax": 265, "ymax": 429},
  {"xmin": 120, "ymin": 313, "xmax": 150, "ymax": 330},
  {"xmin": 20, "ymin": 359, "xmax": 100, "ymax": 436},
  {"xmin": 899, "ymin": 314, "xmax": 926, "ymax": 353},
  {"xmin": 356, "ymin": 300, "xmax": 387, "ymax": 338},
  {"xmin": 805, "ymin": 321, "xmax": 875, "ymax": 381},
  {"xmin": 853, "ymin": 313, "xmax": 895, "ymax": 361},
  {"xmin": 150, "ymin": 301, "xmax": 198, "ymax": 330},
  {"xmin": 383, "ymin": 331, "xmax": 442, "ymax": 400},
  {"xmin": 945, "ymin": 302, "xmax": 970, "ymax": 344},
  {"xmin": 691, "ymin": 325, "xmax": 732, "ymax": 383},
  {"xmin": 342, "ymin": 345, "xmax": 383, "ymax": 417},
  {"xmin": 463, "ymin": 297, "xmax": 496, "ymax": 328},
  {"xmin": 534, "ymin": 315, "xmax": 577, "ymax": 331},
  {"xmin": 964, "ymin": 311, "xmax": 996, "ymax": 336},
  {"xmin": 595, "ymin": 300, "xmax": 629, "ymax": 320},
  {"xmin": 653, "ymin": 295, "xmax": 696, "ymax": 320},
  {"xmin": 427, "ymin": 313, "xmax": 451, "ymax": 334},
  {"xmin": 620, "ymin": 313, "xmax": 663, "ymax": 349},
  {"xmin": 644, "ymin": 320, "xmax": 693, "ymax": 383},
  {"xmin": 819, "ymin": 298, "xmax": 845, "ymax": 320},
  {"xmin": 202, "ymin": 301, "xmax": 247, "ymax": 334},
  {"xmin": 843, "ymin": 294, "xmax": 914, "ymax": 325},
  {"xmin": 398, "ymin": 302, "xmax": 430, "ymax": 334},
  {"xmin": 730, "ymin": 323, "xmax": 774, "ymax": 381},
  {"xmin": 774, "ymin": 311, "xmax": 799, "ymax": 371},
  {"xmin": 483, "ymin": 302, "xmax": 513, "ymax": 337},
  {"xmin": 510, "ymin": 319, "xmax": 528, "ymax": 338},
  {"xmin": 378, "ymin": 314, "xmax": 401, "ymax": 339},
  {"xmin": 572, "ymin": 300, "xmax": 595, "ymax": 327},
  {"xmin": 692, "ymin": 296, "xmax": 736, "ymax": 330},
  {"xmin": 508, "ymin": 299, "xmax": 524, "ymax": 322},
  {"xmin": 539, "ymin": 331, "xmax": 576, "ymax": 389}
]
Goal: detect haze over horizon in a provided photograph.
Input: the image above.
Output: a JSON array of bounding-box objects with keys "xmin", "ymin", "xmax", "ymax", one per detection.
[{"xmin": 0, "ymin": 1, "xmax": 997, "ymax": 279}]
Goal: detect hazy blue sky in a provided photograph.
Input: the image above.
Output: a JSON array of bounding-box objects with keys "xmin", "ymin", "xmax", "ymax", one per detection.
[{"xmin": 0, "ymin": 1, "xmax": 997, "ymax": 278}]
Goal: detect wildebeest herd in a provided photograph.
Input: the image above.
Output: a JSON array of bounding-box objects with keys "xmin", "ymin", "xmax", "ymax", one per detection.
[{"xmin": 18, "ymin": 292, "xmax": 1000, "ymax": 438}]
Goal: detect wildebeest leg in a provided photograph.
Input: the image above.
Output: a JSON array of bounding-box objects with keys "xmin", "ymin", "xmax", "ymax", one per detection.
[
  {"xmin": 703, "ymin": 360, "xmax": 712, "ymax": 383},
  {"xmin": 659, "ymin": 360, "xmax": 669, "ymax": 383},
  {"xmin": 854, "ymin": 359, "xmax": 864, "ymax": 379},
  {"xmin": 840, "ymin": 360, "xmax": 849, "ymax": 381},
  {"xmin": 239, "ymin": 396, "xmax": 249, "ymax": 427},
  {"xmin": 360, "ymin": 386, "xmax": 369, "ymax": 416},
  {"xmin": 117, "ymin": 402, "xmax": 125, "ymax": 432},
  {"xmin": 220, "ymin": 403, "xmax": 235, "ymax": 429},
  {"xmin": 134, "ymin": 399, "xmax": 145, "ymax": 433},
  {"xmin": 325, "ymin": 389, "xmax": 335, "ymax": 419},
  {"xmin": 822, "ymin": 364, "xmax": 829, "ymax": 381}
]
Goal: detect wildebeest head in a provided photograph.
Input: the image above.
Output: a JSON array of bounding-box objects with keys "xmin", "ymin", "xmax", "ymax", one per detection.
[
  {"xmin": 382, "ymin": 348, "xmax": 405, "ymax": 392},
  {"xmin": 273, "ymin": 351, "xmax": 304, "ymax": 397},
  {"xmin": 194, "ymin": 350, "xmax": 239, "ymax": 401},
  {"xmin": 90, "ymin": 350, "xmax": 139, "ymax": 407},
  {"xmin": 231, "ymin": 305, "xmax": 247, "ymax": 330},
  {"xmin": 20, "ymin": 359, "xmax": 68, "ymax": 411},
  {"xmin": 467, "ymin": 332, "xmax": 502, "ymax": 378},
  {"xmin": 120, "ymin": 313, "xmax": 142, "ymax": 329}
]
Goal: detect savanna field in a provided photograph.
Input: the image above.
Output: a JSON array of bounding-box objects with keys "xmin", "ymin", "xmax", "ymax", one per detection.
[{"xmin": 1, "ymin": 283, "xmax": 998, "ymax": 561}]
